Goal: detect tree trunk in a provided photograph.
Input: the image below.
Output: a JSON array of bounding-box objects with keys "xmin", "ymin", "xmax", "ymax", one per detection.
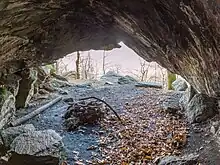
[{"xmin": 76, "ymin": 51, "xmax": 80, "ymax": 79}]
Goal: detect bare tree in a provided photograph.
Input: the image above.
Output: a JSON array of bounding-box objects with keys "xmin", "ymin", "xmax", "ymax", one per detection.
[
  {"xmin": 80, "ymin": 51, "xmax": 95, "ymax": 80},
  {"xmin": 158, "ymin": 65, "xmax": 166, "ymax": 88},
  {"xmin": 102, "ymin": 50, "xmax": 107, "ymax": 75},
  {"xmin": 139, "ymin": 58, "xmax": 151, "ymax": 81},
  {"xmin": 76, "ymin": 51, "xmax": 80, "ymax": 79}
]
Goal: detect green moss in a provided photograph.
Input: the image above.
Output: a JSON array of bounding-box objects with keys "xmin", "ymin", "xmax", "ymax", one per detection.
[
  {"xmin": 167, "ymin": 71, "xmax": 176, "ymax": 90},
  {"xmin": 0, "ymin": 86, "xmax": 7, "ymax": 102}
]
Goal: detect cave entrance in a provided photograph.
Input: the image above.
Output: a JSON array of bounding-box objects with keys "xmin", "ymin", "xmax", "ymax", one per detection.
[{"xmin": 52, "ymin": 42, "xmax": 167, "ymax": 88}]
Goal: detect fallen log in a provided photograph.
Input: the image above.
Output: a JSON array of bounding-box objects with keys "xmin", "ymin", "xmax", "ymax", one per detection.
[
  {"xmin": 11, "ymin": 96, "xmax": 62, "ymax": 127},
  {"xmin": 79, "ymin": 96, "xmax": 121, "ymax": 121}
]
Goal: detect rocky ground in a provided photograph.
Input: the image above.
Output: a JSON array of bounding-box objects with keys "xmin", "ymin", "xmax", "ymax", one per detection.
[{"xmin": 3, "ymin": 78, "xmax": 220, "ymax": 165}]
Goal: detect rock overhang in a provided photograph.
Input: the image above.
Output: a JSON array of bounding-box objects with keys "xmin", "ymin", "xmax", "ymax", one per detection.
[{"xmin": 0, "ymin": 0, "xmax": 219, "ymax": 96}]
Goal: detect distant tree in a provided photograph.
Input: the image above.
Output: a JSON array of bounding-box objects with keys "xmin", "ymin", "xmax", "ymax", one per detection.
[
  {"xmin": 76, "ymin": 51, "xmax": 80, "ymax": 79},
  {"xmin": 102, "ymin": 50, "xmax": 107, "ymax": 75},
  {"xmin": 80, "ymin": 51, "xmax": 95, "ymax": 79},
  {"xmin": 158, "ymin": 65, "xmax": 166, "ymax": 88},
  {"xmin": 139, "ymin": 59, "xmax": 150, "ymax": 81}
]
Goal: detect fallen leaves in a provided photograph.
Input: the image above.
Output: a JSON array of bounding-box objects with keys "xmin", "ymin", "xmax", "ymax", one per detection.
[{"xmin": 98, "ymin": 90, "xmax": 188, "ymax": 164}]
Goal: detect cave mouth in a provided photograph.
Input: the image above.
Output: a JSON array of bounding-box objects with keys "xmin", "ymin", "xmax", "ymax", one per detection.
[{"xmin": 53, "ymin": 42, "xmax": 167, "ymax": 86}]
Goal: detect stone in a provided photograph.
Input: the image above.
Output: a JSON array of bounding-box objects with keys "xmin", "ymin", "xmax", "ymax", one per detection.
[
  {"xmin": 100, "ymin": 71, "xmax": 124, "ymax": 84},
  {"xmin": 158, "ymin": 154, "xmax": 198, "ymax": 165},
  {"xmin": 0, "ymin": 89, "xmax": 16, "ymax": 129},
  {"xmin": 210, "ymin": 121, "xmax": 220, "ymax": 134},
  {"xmin": 1, "ymin": 124, "xmax": 35, "ymax": 149},
  {"xmin": 179, "ymin": 85, "xmax": 198, "ymax": 111},
  {"xmin": 118, "ymin": 75, "xmax": 138, "ymax": 85},
  {"xmin": 172, "ymin": 78, "xmax": 188, "ymax": 91},
  {"xmin": 9, "ymin": 130, "xmax": 63, "ymax": 165},
  {"xmin": 186, "ymin": 94, "xmax": 218, "ymax": 123},
  {"xmin": 135, "ymin": 82, "xmax": 162, "ymax": 89},
  {"xmin": 15, "ymin": 68, "xmax": 38, "ymax": 109},
  {"xmin": 163, "ymin": 98, "xmax": 181, "ymax": 114},
  {"xmin": 49, "ymin": 78, "xmax": 72, "ymax": 88},
  {"xmin": 1, "ymin": 74, "xmax": 21, "ymax": 96},
  {"xmin": 75, "ymin": 83, "xmax": 92, "ymax": 88}
]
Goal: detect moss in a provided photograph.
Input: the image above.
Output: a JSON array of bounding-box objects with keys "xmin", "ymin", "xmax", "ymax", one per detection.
[
  {"xmin": 0, "ymin": 86, "xmax": 7, "ymax": 96},
  {"xmin": 167, "ymin": 71, "xmax": 176, "ymax": 90}
]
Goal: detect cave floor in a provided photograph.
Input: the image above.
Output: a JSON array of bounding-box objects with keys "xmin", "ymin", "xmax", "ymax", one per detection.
[{"xmin": 16, "ymin": 84, "xmax": 220, "ymax": 165}]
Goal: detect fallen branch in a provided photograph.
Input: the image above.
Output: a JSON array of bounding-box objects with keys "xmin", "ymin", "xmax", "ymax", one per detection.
[
  {"xmin": 11, "ymin": 96, "xmax": 62, "ymax": 127},
  {"xmin": 79, "ymin": 96, "xmax": 121, "ymax": 121}
]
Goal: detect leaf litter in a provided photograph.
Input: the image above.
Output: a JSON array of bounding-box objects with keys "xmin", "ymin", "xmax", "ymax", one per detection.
[{"xmin": 95, "ymin": 89, "xmax": 188, "ymax": 164}]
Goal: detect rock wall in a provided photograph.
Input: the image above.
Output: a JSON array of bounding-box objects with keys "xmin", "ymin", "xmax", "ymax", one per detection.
[{"xmin": 0, "ymin": 0, "xmax": 219, "ymax": 97}]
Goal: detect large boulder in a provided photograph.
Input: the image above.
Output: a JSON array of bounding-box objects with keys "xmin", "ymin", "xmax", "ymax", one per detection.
[
  {"xmin": 158, "ymin": 154, "xmax": 198, "ymax": 165},
  {"xmin": 15, "ymin": 68, "xmax": 38, "ymax": 109},
  {"xmin": 0, "ymin": 89, "xmax": 16, "ymax": 129},
  {"xmin": 100, "ymin": 71, "xmax": 124, "ymax": 84},
  {"xmin": 9, "ymin": 130, "xmax": 63, "ymax": 165},
  {"xmin": 0, "ymin": 124, "xmax": 35, "ymax": 149},
  {"xmin": 179, "ymin": 85, "xmax": 198, "ymax": 111},
  {"xmin": 186, "ymin": 94, "xmax": 218, "ymax": 123},
  {"xmin": 118, "ymin": 75, "xmax": 138, "ymax": 85},
  {"xmin": 0, "ymin": 74, "xmax": 21, "ymax": 96},
  {"xmin": 162, "ymin": 92, "xmax": 183, "ymax": 115},
  {"xmin": 172, "ymin": 78, "xmax": 188, "ymax": 91}
]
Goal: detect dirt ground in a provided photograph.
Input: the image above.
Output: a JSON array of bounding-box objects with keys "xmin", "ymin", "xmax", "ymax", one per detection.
[{"xmin": 16, "ymin": 83, "xmax": 220, "ymax": 165}]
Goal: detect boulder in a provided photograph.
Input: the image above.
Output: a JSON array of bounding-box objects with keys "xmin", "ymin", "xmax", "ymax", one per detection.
[
  {"xmin": 158, "ymin": 154, "xmax": 198, "ymax": 165},
  {"xmin": 100, "ymin": 71, "xmax": 124, "ymax": 84},
  {"xmin": 0, "ymin": 89, "xmax": 16, "ymax": 129},
  {"xmin": 179, "ymin": 85, "xmax": 197, "ymax": 111},
  {"xmin": 172, "ymin": 78, "xmax": 188, "ymax": 91},
  {"xmin": 0, "ymin": 74, "xmax": 21, "ymax": 96},
  {"xmin": 118, "ymin": 75, "xmax": 138, "ymax": 85},
  {"xmin": 49, "ymin": 78, "xmax": 72, "ymax": 88},
  {"xmin": 186, "ymin": 94, "xmax": 218, "ymax": 123},
  {"xmin": 1, "ymin": 124, "xmax": 35, "ymax": 149},
  {"xmin": 162, "ymin": 95, "xmax": 182, "ymax": 114},
  {"xmin": 9, "ymin": 130, "xmax": 63, "ymax": 165},
  {"xmin": 101, "ymin": 72, "xmax": 138, "ymax": 85},
  {"xmin": 15, "ymin": 68, "xmax": 38, "ymax": 109},
  {"xmin": 135, "ymin": 82, "xmax": 163, "ymax": 89}
]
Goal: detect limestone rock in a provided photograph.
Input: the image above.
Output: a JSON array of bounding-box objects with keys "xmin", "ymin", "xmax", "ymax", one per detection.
[
  {"xmin": 158, "ymin": 154, "xmax": 198, "ymax": 165},
  {"xmin": 49, "ymin": 78, "xmax": 72, "ymax": 88},
  {"xmin": 163, "ymin": 97, "xmax": 181, "ymax": 114},
  {"xmin": 0, "ymin": 74, "xmax": 21, "ymax": 96},
  {"xmin": 179, "ymin": 85, "xmax": 197, "ymax": 111},
  {"xmin": 100, "ymin": 71, "xmax": 124, "ymax": 84},
  {"xmin": 9, "ymin": 130, "xmax": 63, "ymax": 165},
  {"xmin": 210, "ymin": 121, "xmax": 220, "ymax": 134},
  {"xmin": 0, "ymin": 124, "xmax": 35, "ymax": 149},
  {"xmin": 0, "ymin": 89, "xmax": 16, "ymax": 129},
  {"xmin": 172, "ymin": 78, "xmax": 188, "ymax": 91},
  {"xmin": 186, "ymin": 94, "xmax": 218, "ymax": 123},
  {"xmin": 118, "ymin": 75, "xmax": 138, "ymax": 85},
  {"xmin": 15, "ymin": 68, "xmax": 38, "ymax": 109},
  {"xmin": 135, "ymin": 82, "xmax": 163, "ymax": 89}
]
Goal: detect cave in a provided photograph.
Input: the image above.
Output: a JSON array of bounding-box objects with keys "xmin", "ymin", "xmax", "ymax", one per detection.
[
  {"xmin": 0, "ymin": 0, "xmax": 220, "ymax": 164},
  {"xmin": 0, "ymin": 0, "xmax": 219, "ymax": 97}
]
